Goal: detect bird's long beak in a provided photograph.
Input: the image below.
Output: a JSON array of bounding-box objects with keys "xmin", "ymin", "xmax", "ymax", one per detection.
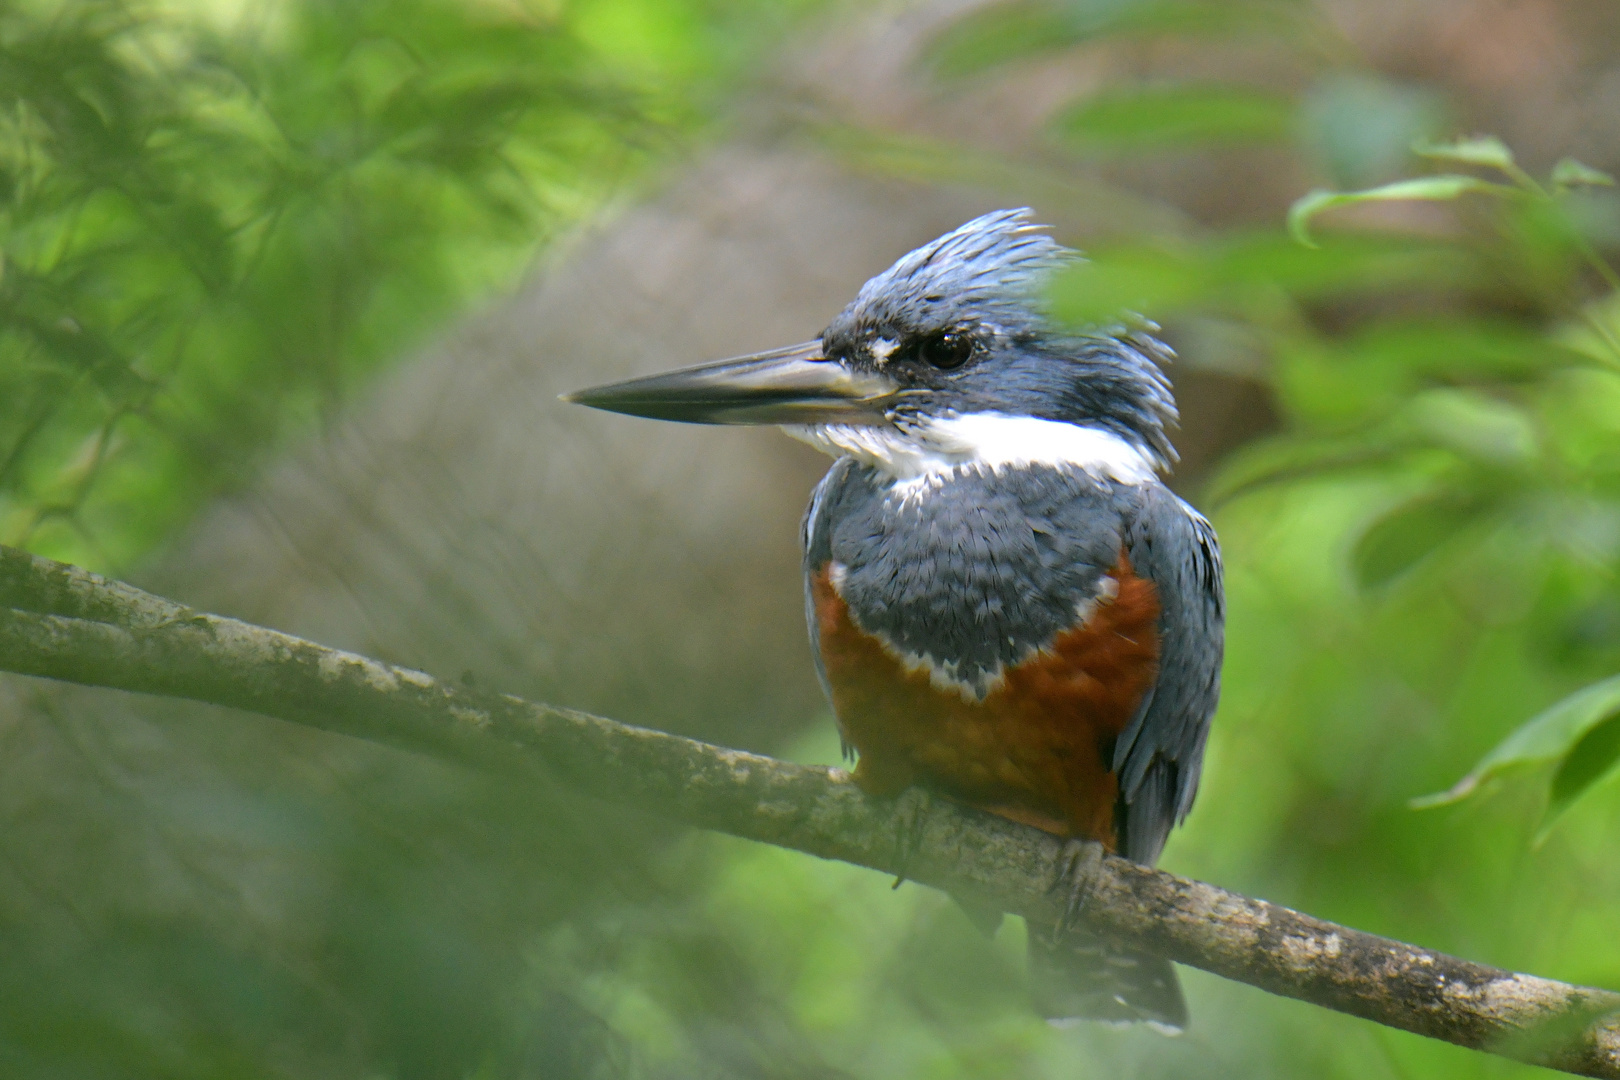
[{"xmin": 562, "ymin": 340, "xmax": 897, "ymax": 426}]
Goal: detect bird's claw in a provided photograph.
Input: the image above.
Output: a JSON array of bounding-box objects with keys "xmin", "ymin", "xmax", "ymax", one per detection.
[{"xmin": 1050, "ymin": 838, "xmax": 1106, "ymax": 941}]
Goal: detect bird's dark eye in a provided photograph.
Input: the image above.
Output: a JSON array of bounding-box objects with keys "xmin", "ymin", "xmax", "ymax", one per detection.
[{"xmin": 918, "ymin": 331, "xmax": 974, "ymax": 370}]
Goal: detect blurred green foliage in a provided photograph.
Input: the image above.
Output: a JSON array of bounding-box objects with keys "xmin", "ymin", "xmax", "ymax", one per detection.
[
  {"xmin": 530, "ymin": 4, "xmax": 1620, "ymax": 1078},
  {"xmin": 0, "ymin": 0, "xmax": 802, "ymax": 571},
  {"xmin": 926, "ymin": 0, "xmax": 1317, "ymax": 77},
  {"xmin": 928, "ymin": 2, "xmax": 1620, "ymax": 1075},
  {"xmin": 9, "ymin": 0, "xmax": 1620, "ymax": 1077},
  {"xmin": 930, "ymin": 0, "xmax": 1620, "ymax": 843},
  {"xmin": 1053, "ymin": 84, "xmax": 1296, "ymax": 152},
  {"xmin": 1283, "ymin": 141, "xmax": 1620, "ymax": 834}
]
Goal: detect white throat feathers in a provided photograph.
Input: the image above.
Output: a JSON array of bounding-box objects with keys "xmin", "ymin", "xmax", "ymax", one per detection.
[{"xmin": 785, "ymin": 412, "xmax": 1163, "ymax": 487}]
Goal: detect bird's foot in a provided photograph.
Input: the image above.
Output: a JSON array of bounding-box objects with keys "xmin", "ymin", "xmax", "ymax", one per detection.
[{"xmin": 1049, "ymin": 838, "xmax": 1106, "ymax": 941}]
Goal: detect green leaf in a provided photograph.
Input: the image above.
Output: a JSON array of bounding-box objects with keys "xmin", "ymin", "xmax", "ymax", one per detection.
[
  {"xmin": 1208, "ymin": 232, "xmax": 1481, "ymax": 300},
  {"xmin": 1054, "ymin": 84, "xmax": 1295, "ymax": 152},
  {"xmin": 1201, "ymin": 429, "xmax": 1409, "ymax": 509},
  {"xmin": 1543, "ymin": 711, "xmax": 1620, "ymax": 833},
  {"xmin": 926, "ymin": 0, "xmax": 1299, "ymax": 77},
  {"xmin": 1350, "ymin": 489, "xmax": 1497, "ymax": 592},
  {"xmin": 1048, "ymin": 246, "xmax": 1211, "ymax": 325},
  {"xmin": 1047, "ymin": 230, "xmax": 1481, "ymax": 332},
  {"xmin": 1399, "ymin": 388, "xmax": 1538, "ymax": 467},
  {"xmin": 1342, "ymin": 317, "xmax": 1579, "ymax": 381},
  {"xmin": 1551, "ymin": 157, "xmax": 1617, "ymax": 190},
  {"xmin": 1412, "ymin": 673, "xmax": 1620, "ymax": 808},
  {"xmin": 1411, "ymin": 135, "xmax": 1516, "ymax": 172},
  {"xmin": 1288, "ymin": 175, "xmax": 1510, "ymax": 247}
]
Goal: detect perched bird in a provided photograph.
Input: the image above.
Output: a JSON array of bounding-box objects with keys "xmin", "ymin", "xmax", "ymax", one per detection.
[{"xmin": 565, "ymin": 209, "xmax": 1223, "ymax": 1029}]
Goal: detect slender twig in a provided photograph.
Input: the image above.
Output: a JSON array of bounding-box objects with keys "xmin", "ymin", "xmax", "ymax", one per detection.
[{"xmin": 1, "ymin": 544, "xmax": 1617, "ymax": 1077}]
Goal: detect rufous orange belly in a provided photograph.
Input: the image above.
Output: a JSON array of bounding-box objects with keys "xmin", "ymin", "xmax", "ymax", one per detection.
[{"xmin": 811, "ymin": 552, "xmax": 1160, "ymax": 848}]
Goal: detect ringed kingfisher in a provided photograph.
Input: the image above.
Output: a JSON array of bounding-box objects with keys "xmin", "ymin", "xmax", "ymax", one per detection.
[{"xmin": 565, "ymin": 209, "xmax": 1223, "ymax": 1029}]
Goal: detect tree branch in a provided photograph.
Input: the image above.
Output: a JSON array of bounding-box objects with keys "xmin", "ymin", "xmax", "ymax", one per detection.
[{"xmin": 2, "ymin": 544, "xmax": 1617, "ymax": 1076}]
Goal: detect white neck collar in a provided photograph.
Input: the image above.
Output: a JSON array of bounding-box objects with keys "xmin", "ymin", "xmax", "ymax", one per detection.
[{"xmin": 784, "ymin": 412, "xmax": 1162, "ymax": 486}]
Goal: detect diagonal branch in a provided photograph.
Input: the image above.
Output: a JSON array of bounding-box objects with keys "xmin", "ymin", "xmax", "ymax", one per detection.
[{"xmin": 1, "ymin": 543, "xmax": 1617, "ymax": 1076}]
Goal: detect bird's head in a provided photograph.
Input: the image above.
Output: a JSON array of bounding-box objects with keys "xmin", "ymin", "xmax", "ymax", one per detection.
[{"xmin": 566, "ymin": 209, "xmax": 1179, "ymax": 481}]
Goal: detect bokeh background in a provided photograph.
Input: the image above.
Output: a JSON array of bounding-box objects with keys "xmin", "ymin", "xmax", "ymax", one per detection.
[{"xmin": 4, "ymin": 0, "xmax": 1620, "ymax": 1076}]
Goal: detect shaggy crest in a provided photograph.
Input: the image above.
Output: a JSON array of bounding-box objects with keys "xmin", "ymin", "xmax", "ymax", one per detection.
[
  {"xmin": 819, "ymin": 209, "xmax": 1180, "ymax": 471},
  {"xmin": 824, "ymin": 208, "xmax": 1071, "ymax": 347}
]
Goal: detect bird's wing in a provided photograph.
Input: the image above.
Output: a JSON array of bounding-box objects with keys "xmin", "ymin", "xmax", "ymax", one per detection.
[
  {"xmin": 801, "ymin": 457, "xmax": 855, "ymax": 744},
  {"xmin": 1114, "ymin": 484, "xmax": 1225, "ymax": 865}
]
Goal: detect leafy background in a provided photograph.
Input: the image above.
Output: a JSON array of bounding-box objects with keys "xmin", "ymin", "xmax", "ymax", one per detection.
[{"xmin": 5, "ymin": 0, "xmax": 1620, "ymax": 1077}]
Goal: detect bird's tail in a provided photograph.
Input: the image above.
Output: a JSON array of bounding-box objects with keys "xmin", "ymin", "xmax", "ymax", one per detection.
[{"xmin": 1027, "ymin": 923, "xmax": 1187, "ymax": 1032}]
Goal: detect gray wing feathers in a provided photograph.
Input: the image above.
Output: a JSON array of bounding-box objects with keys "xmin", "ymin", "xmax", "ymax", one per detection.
[
  {"xmin": 1116, "ymin": 485, "xmax": 1224, "ymax": 865},
  {"xmin": 801, "ymin": 458, "xmax": 852, "ymax": 737}
]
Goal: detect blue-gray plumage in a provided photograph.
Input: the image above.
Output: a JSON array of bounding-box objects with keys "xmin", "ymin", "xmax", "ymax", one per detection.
[
  {"xmin": 804, "ymin": 460, "xmax": 1139, "ymax": 698},
  {"xmin": 567, "ymin": 207, "xmax": 1224, "ymax": 1031},
  {"xmin": 1117, "ymin": 483, "xmax": 1224, "ymax": 865}
]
